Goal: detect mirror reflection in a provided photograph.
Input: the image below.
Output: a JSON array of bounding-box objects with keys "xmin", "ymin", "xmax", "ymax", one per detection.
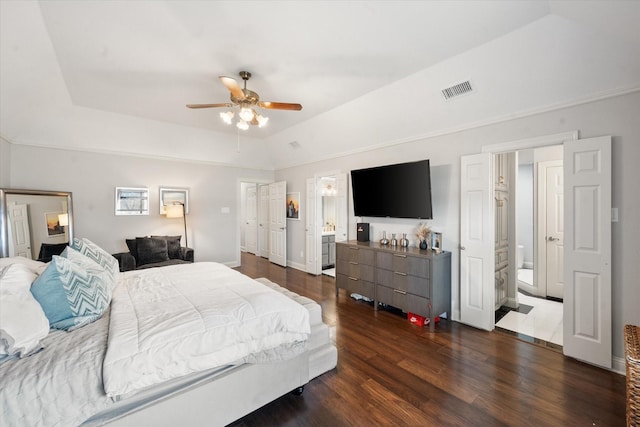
[{"xmin": 0, "ymin": 189, "xmax": 74, "ymax": 260}]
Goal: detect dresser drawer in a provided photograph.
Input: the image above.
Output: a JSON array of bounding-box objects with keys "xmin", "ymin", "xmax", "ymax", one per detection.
[
  {"xmin": 337, "ymin": 244, "xmax": 375, "ymax": 265},
  {"xmin": 337, "ymin": 274, "xmax": 374, "ymax": 299},
  {"xmin": 377, "ymin": 285, "xmax": 430, "ymax": 317},
  {"xmin": 376, "ymin": 252, "xmax": 429, "ymax": 278},
  {"xmin": 376, "ymin": 268, "xmax": 429, "ymax": 298},
  {"xmin": 376, "ymin": 284, "xmax": 407, "ymax": 312},
  {"xmin": 337, "ymin": 259, "xmax": 374, "ymax": 282}
]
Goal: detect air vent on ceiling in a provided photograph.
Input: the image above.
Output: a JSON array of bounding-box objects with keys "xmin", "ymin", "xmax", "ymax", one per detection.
[
  {"xmin": 289, "ymin": 141, "xmax": 301, "ymax": 149},
  {"xmin": 441, "ymin": 80, "xmax": 474, "ymax": 100}
]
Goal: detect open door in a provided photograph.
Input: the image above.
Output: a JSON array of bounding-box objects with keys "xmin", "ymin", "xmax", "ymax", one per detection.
[
  {"xmin": 563, "ymin": 136, "xmax": 611, "ymax": 368},
  {"xmin": 258, "ymin": 184, "xmax": 269, "ymax": 258},
  {"xmin": 460, "ymin": 153, "xmax": 494, "ymax": 331},
  {"xmin": 245, "ymin": 185, "xmax": 258, "ymax": 255},
  {"xmin": 335, "ymin": 173, "xmax": 348, "ymax": 243},
  {"xmin": 8, "ymin": 204, "xmax": 32, "ymax": 258},
  {"xmin": 306, "ymin": 178, "xmax": 319, "ymax": 274},
  {"xmin": 268, "ymin": 181, "xmax": 287, "ymax": 267}
]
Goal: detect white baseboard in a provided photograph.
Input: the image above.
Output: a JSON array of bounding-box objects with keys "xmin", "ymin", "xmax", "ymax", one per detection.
[
  {"xmin": 612, "ymin": 355, "xmax": 626, "ymax": 375},
  {"xmin": 287, "ymin": 260, "xmax": 307, "ymax": 272}
]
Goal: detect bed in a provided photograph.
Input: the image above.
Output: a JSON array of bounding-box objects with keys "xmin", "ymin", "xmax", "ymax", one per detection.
[{"xmin": 0, "ymin": 241, "xmax": 337, "ymax": 427}]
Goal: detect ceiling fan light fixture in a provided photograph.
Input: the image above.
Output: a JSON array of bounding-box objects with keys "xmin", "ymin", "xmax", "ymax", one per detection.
[
  {"xmin": 239, "ymin": 107, "xmax": 254, "ymax": 122},
  {"xmin": 256, "ymin": 114, "xmax": 269, "ymax": 127},
  {"xmin": 236, "ymin": 120, "xmax": 249, "ymax": 130},
  {"xmin": 220, "ymin": 111, "xmax": 234, "ymax": 125}
]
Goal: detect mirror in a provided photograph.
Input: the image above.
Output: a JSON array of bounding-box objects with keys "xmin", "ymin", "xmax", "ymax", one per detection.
[{"xmin": 0, "ymin": 188, "xmax": 74, "ymax": 259}]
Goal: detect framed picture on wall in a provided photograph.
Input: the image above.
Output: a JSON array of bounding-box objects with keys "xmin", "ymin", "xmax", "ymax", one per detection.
[
  {"xmin": 286, "ymin": 192, "xmax": 300, "ymax": 220},
  {"xmin": 115, "ymin": 187, "xmax": 149, "ymax": 216},
  {"xmin": 160, "ymin": 187, "xmax": 189, "ymax": 215}
]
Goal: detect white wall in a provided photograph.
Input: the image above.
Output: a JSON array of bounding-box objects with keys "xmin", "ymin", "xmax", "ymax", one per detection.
[
  {"xmin": 0, "ymin": 137, "xmax": 10, "ymax": 187},
  {"xmin": 8, "ymin": 145, "xmax": 274, "ymax": 266},
  {"xmin": 276, "ymin": 91, "xmax": 640, "ymax": 360}
]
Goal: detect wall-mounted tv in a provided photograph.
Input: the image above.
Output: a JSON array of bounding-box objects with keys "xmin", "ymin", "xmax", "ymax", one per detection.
[{"xmin": 350, "ymin": 159, "xmax": 433, "ymax": 219}]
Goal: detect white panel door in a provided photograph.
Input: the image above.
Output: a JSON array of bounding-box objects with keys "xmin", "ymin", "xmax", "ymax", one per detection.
[
  {"xmin": 335, "ymin": 173, "xmax": 348, "ymax": 242},
  {"xmin": 460, "ymin": 153, "xmax": 494, "ymax": 331},
  {"xmin": 563, "ymin": 136, "xmax": 611, "ymax": 368},
  {"xmin": 306, "ymin": 178, "xmax": 318, "ymax": 274},
  {"xmin": 8, "ymin": 204, "xmax": 32, "ymax": 258},
  {"xmin": 545, "ymin": 163, "xmax": 564, "ymax": 299},
  {"xmin": 269, "ymin": 181, "xmax": 287, "ymax": 267},
  {"xmin": 245, "ymin": 185, "xmax": 258, "ymax": 255},
  {"xmin": 258, "ymin": 184, "xmax": 270, "ymax": 258}
]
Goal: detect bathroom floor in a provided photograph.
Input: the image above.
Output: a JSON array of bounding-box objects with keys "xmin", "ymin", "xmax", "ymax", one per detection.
[
  {"xmin": 495, "ymin": 290, "xmax": 563, "ymax": 348},
  {"xmin": 322, "ymin": 267, "xmax": 335, "ymax": 277}
]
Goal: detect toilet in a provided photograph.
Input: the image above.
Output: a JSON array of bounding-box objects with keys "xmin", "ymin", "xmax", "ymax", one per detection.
[{"xmin": 517, "ymin": 245, "xmax": 524, "ymax": 269}]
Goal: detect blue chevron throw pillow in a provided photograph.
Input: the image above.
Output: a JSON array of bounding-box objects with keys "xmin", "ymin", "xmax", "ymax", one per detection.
[
  {"xmin": 71, "ymin": 238, "xmax": 119, "ymax": 289},
  {"xmin": 30, "ymin": 254, "xmax": 112, "ymax": 331}
]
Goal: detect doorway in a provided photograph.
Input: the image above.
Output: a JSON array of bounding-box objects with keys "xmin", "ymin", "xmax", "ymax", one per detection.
[
  {"xmin": 319, "ymin": 177, "xmax": 337, "ymax": 277},
  {"xmin": 306, "ymin": 172, "xmax": 348, "ymax": 276},
  {"xmin": 493, "ymin": 146, "xmax": 564, "ymax": 347}
]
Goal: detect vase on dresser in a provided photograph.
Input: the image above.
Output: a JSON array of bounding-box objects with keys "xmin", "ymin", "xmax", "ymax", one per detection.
[{"xmin": 419, "ymin": 240, "xmax": 428, "ymax": 250}]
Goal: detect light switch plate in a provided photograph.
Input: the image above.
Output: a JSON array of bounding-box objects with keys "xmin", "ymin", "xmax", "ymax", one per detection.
[{"xmin": 221, "ymin": 207, "xmax": 230, "ymax": 214}]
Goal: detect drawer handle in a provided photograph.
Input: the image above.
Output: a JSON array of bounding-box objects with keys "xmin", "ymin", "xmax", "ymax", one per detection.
[
  {"xmin": 349, "ymin": 247, "xmax": 359, "ymax": 250},
  {"xmin": 349, "ymin": 261, "xmax": 359, "ymax": 265},
  {"xmin": 348, "ymin": 277, "xmax": 359, "ymax": 281},
  {"xmin": 394, "ymin": 271, "xmax": 407, "ymax": 276},
  {"xmin": 393, "ymin": 289, "xmax": 407, "ymax": 295},
  {"xmin": 393, "ymin": 254, "xmax": 407, "ymax": 258}
]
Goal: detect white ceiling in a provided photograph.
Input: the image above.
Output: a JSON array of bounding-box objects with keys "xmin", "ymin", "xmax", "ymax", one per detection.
[{"xmin": 1, "ymin": 1, "xmax": 639, "ymax": 170}]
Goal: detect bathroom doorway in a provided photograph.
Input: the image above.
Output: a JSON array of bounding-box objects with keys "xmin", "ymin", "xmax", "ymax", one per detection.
[{"xmin": 494, "ymin": 146, "xmax": 564, "ymax": 347}]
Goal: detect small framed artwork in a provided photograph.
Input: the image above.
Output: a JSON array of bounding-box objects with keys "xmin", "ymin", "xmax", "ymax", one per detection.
[
  {"xmin": 115, "ymin": 187, "xmax": 149, "ymax": 216},
  {"xmin": 160, "ymin": 187, "xmax": 189, "ymax": 215},
  {"xmin": 431, "ymin": 232, "xmax": 442, "ymax": 253},
  {"xmin": 286, "ymin": 192, "xmax": 301, "ymax": 220},
  {"xmin": 45, "ymin": 211, "xmax": 65, "ymax": 237}
]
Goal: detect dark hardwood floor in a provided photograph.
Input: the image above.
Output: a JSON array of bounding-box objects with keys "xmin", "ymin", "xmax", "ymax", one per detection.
[{"xmin": 231, "ymin": 252, "xmax": 626, "ymax": 426}]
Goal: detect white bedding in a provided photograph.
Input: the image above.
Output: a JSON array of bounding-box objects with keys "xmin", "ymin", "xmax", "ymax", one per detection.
[
  {"xmin": 0, "ymin": 308, "xmax": 113, "ymax": 427},
  {"xmin": 102, "ymin": 262, "xmax": 310, "ymax": 398}
]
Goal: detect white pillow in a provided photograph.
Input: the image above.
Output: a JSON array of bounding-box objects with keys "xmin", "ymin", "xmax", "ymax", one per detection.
[
  {"xmin": 0, "ymin": 262, "xmax": 38, "ymax": 294},
  {"xmin": 0, "ymin": 256, "xmax": 47, "ymax": 276},
  {"xmin": 0, "ymin": 263, "xmax": 50, "ymax": 357}
]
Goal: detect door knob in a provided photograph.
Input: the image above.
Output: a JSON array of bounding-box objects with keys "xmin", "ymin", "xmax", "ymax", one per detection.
[
  {"xmin": 547, "ymin": 236, "xmax": 558, "ymax": 241},
  {"xmin": 460, "ymin": 245, "xmax": 466, "ymax": 250}
]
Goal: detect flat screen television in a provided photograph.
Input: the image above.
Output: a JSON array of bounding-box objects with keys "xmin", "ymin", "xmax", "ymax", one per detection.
[{"xmin": 350, "ymin": 159, "xmax": 433, "ymax": 219}]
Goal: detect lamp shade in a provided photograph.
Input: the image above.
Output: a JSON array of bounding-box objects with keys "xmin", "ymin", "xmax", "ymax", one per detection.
[
  {"xmin": 58, "ymin": 213, "xmax": 69, "ymax": 226},
  {"xmin": 165, "ymin": 204, "xmax": 184, "ymax": 218}
]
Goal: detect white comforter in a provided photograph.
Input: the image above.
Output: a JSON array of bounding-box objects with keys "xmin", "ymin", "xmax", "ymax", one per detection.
[{"xmin": 102, "ymin": 262, "xmax": 310, "ymax": 398}]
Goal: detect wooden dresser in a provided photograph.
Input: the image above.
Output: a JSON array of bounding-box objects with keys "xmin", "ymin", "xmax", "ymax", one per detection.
[{"xmin": 336, "ymin": 241, "xmax": 451, "ymax": 331}]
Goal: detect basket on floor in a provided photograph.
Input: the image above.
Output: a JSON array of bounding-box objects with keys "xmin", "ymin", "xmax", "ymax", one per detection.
[{"xmin": 625, "ymin": 324, "xmax": 640, "ymax": 426}]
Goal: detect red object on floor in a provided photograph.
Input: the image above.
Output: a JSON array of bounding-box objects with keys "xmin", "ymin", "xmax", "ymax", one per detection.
[{"xmin": 407, "ymin": 312, "xmax": 430, "ymax": 327}]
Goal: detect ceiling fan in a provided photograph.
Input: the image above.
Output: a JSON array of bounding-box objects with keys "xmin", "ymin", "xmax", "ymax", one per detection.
[{"xmin": 186, "ymin": 71, "xmax": 302, "ymax": 130}]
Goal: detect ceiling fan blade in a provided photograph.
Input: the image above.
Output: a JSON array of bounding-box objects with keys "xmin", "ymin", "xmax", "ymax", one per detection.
[
  {"xmin": 258, "ymin": 101, "xmax": 303, "ymax": 111},
  {"xmin": 219, "ymin": 76, "xmax": 245, "ymax": 100},
  {"xmin": 186, "ymin": 103, "xmax": 233, "ymax": 109}
]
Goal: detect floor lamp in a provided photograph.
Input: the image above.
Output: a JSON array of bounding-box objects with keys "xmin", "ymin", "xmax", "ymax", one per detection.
[{"xmin": 165, "ymin": 203, "xmax": 188, "ymax": 248}]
